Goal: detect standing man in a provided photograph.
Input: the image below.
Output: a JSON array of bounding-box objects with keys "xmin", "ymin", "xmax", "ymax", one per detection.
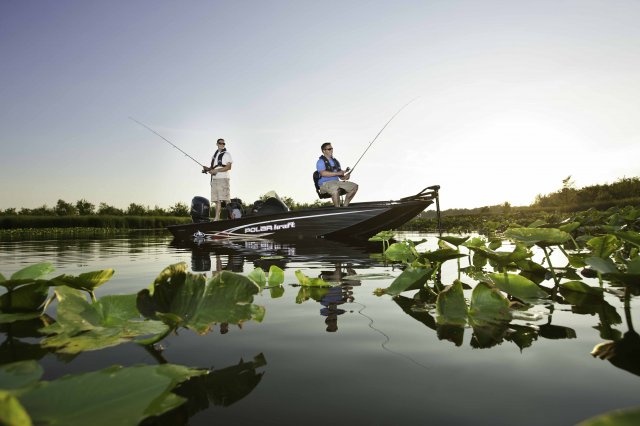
[
  {"xmin": 316, "ymin": 142, "xmax": 358, "ymax": 207},
  {"xmin": 203, "ymin": 138, "xmax": 232, "ymax": 221}
]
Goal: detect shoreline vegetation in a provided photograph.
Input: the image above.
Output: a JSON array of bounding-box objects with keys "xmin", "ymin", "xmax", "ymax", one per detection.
[{"xmin": 1, "ymin": 177, "xmax": 638, "ymax": 239}]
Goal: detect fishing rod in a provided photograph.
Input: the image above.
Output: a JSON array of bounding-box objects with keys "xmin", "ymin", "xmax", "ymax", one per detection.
[
  {"xmin": 347, "ymin": 97, "xmax": 418, "ymax": 175},
  {"xmin": 129, "ymin": 117, "xmax": 208, "ymax": 169}
]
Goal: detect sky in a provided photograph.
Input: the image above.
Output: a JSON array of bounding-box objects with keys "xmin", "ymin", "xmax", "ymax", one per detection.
[{"xmin": 1, "ymin": 0, "xmax": 639, "ymax": 211}]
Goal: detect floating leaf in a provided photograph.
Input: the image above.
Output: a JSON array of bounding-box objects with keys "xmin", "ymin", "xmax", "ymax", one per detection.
[
  {"xmin": 137, "ymin": 266, "xmax": 265, "ymax": 335},
  {"xmin": 468, "ymin": 282, "xmax": 512, "ymax": 323},
  {"xmin": 377, "ymin": 267, "xmax": 433, "ymax": 297},
  {"xmin": 0, "ymin": 360, "xmax": 43, "ymax": 391},
  {"xmin": 10, "ymin": 263, "xmax": 55, "ymax": 281},
  {"xmin": 294, "ymin": 270, "xmax": 331, "ymax": 287},
  {"xmin": 560, "ymin": 281, "xmax": 604, "ymax": 295},
  {"xmin": 485, "ymin": 273, "xmax": 548, "ymax": 301},
  {"xmin": 504, "ymin": 227, "xmax": 571, "ymax": 247},
  {"xmin": 421, "ymin": 248, "xmax": 466, "ymax": 264},
  {"xmin": 40, "ymin": 286, "xmax": 168, "ymax": 354},
  {"xmin": 50, "ymin": 269, "xmax": 115, "ymax": 292},
  {"xmin": 615, "ymin": 230, "xmax": 640, "ymax": 248},
  {"xmin": 11, "ymin": 363, "xmax": 205, "ymax": 426},
  {"xmin": 585, "ymin": 257, "xmax": 618, "ymax": 274},
  {"xmin": 436, "ymin": 281, "xmax": 467, "ymax": 325},
  {"xmin": 267, "ymin": 265, "xmax": 285, "ymax": 287},
  {"xmin": 438, "ymin": 235, "xmax": 469, "ymax": 247},
  {"xmin": 0, "ymin": 390, "xmax": 32, "ymax": 426},
  {"xmin": 587, "ymin": 235, "xmax": 621, "ymax": 259},
  {"xmin": 559, "ymin": 222, "xmax": 580, "ymax": 233},
  {"xmin": 0, "ymin": 282, "xmax": 49, "ymax": 317},
  {"xmin": 342, "ymin": 273, "xmax": 394, "ymax": 280},
  {"xmin": 384, "ymin": 242, "xmax": 417, "ymax": 263},
  {"xmin": 577, "ymin": 406, "xmax": 640, "ymax": 426},
  {"xmin": 247, "ymin": 267, "xmax": 267, "ymax": 288}
]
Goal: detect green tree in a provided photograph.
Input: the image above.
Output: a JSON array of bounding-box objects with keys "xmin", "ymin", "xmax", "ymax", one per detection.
[
  {"xmin": 97, "ymin": 202, "xmax": 124, "ymax": 216},
  {"xmin": 54, "ymin": 199, "xmax": 78, "ymax": 216},
  {"xmin": 75, "ymin": 199, "xmax": 95, "ymax": 215},
  {"xmin": 169, "ymin": 202, "xmax": 189, "ymax": 216},
  {"xmin": 126, "ymin": 203, "xmax": 147, "ymax": 216}
]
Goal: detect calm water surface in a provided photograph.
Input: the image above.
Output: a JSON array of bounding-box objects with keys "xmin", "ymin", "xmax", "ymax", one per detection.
[{"xmin": 1, "ymin": 232, "xmax": 639, "ymax": 425}]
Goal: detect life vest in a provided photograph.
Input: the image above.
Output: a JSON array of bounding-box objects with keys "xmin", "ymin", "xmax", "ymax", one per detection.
[
  {"xmin": 313, "ymin": 155, "xmax": 342, "ymax": 194},
  {"xmin": 210, "ymin": 149, "xmax": 227, "ymax": 169}
]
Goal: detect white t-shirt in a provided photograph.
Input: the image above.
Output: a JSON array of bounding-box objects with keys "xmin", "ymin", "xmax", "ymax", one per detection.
[{"xmin": 211, "ymin": 150, "xmax": 233, "ymax": 180}]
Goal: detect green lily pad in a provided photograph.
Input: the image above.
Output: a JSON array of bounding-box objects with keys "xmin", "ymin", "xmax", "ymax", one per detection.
[
  {"xmin": 376, "ymin": 267, "xmax": 433, "ymax": 297},
  {"xmin": 577, "ymin": 406, "xmax": 640, "ymax": 426},
  {"xmin": 0, "ymin": 360, "xmax": 43, "ymax": 391},
  {"xmin": 40, "ymin": 286, "xmax": 169, "ymax": 354},
  {"xmin": 421, "ymin": 248, "xmax": 466, "ymax": 264},
  {"xmin": 10, "ymin": 263, "xmax": 55, "ymax": 282},
  {"xmin": 294, "ymin": 270, "xmax": 331, "ymax": 287},
  {"xmin": 436, "ymin": 281, "xmax": 467, "ymax": 325},
  {"xmin": 504, "ymin": 227, "xmax": 571, "ymax": 247},
  {"xmin": 615, "ymin": 230, "xmax": 640, "ymax": 248},
  {"xmin": 50, "ymin": 269, "xmax": 115, "ymax": 292},
  {"xmin": 438, "ymin": 235, "xmax": 470, "ymax": 247},
  {"xmin": 137, "ymin": 264, "xmax": 265, "ymax": 335},
  {"xmin": 560, "ymin": 281, "xmax": 604, "ymax": 295},
  {"xmin": 11, "ymin": 363, "xmax": 205, "ymax": 426},
  {"xmin": 384, "ymin": 242, "xmax": 418, "ymax": 263},
  {"xmin": 585, "ymin": 257, "xmax": 618, "ymax": 274},
  {"xmin": 468, "ymin": 282, "xmax": 512, "ymax": 323},
  {"xmin": 267, "ymin": 265, "xmax": 285, "ymax": 287},
  {"xmin": 247, "ymin": 267, "xmax": 267, "ymax": 288},
  {"xmin": 486, "ymin": 273, "xmax": 548, "ymax": 301},
  {"xmin": 587, "ymin": 235, "xmax": 621, "ymax": 258}
]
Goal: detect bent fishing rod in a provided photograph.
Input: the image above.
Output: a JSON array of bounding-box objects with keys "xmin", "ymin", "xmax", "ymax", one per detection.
[
  {"xmin": 346, "ymin": 97, "xmax": 418, "ymax": 176},
  {"xmin": 129, "ymin": 117, "xmax": 208, "ymax": 169}
]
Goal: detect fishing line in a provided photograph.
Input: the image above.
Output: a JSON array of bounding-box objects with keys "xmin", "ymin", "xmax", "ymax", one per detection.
[
  {"xmin": 129, "ymin": 117, "xmax": 207, "ymax": 169},
  {"xmin": 351, "ymin": 300, "xmax": 430, "ymax": 370},
  {"xmin": 348, "ymin": 97, "xmax": 418, "ymax": 175}
]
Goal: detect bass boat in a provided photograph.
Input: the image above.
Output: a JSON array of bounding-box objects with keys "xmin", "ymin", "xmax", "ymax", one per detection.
[{"xmin": 167, "ymin": 185, "xmax": 440, "ymax": 242}]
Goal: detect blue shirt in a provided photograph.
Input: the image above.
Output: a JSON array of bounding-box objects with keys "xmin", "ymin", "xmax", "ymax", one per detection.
[{"xmin": 316, "ymin": 157, "xmax": 339, "ymax": 186}]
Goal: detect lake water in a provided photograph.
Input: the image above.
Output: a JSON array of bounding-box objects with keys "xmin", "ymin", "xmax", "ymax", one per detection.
[{"xmin": 1, "ymin": 232, "xmax": 639, "ymax": 425}]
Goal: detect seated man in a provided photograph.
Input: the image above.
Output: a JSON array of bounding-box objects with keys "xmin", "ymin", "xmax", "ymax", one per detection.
[{"xmin": 316, "ymin": 142, "xmax": 358, "ymax": 207}]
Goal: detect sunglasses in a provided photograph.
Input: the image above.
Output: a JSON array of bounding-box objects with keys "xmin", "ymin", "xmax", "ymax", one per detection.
[
  {"xmin": 217, "ymin": 142, "xmax": 225, "ymax": 145},
  {"xmin": 324, "ymin": 147, "xmax": 333, "ymax": 151}
]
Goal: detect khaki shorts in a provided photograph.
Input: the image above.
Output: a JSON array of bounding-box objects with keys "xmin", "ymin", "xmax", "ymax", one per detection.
[
  {"xmin": 319, "ymin": 180, "xmax": 358, "ymax": 196},
  {"xmin": 211, "ymin": 178, "xmax": 230, "ymax": 202}
]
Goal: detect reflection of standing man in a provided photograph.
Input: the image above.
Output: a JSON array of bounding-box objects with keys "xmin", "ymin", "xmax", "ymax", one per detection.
[{"xmin": 203, "ymin": 138, "xmax": 233, "ymax": 221}]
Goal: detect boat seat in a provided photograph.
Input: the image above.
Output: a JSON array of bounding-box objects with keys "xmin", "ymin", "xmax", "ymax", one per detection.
[{"xmin": 313, "ymin": 171, "xmax": 347, "ymax": 199}]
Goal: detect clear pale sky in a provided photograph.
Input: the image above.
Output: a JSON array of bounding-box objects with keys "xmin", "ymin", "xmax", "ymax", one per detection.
[{"xmin": 1, "ymin": 0, "xmax": 639, "ymax": 211}]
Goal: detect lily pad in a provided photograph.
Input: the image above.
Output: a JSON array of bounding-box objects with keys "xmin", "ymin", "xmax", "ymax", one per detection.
[
  {"xmin": 384, "ymin": 242, "xmax": 418, "ymax": 263},
  {"xmin": 438, "ymin": 235, "xmax": 469, "ymax": 247},
  {"xmin": 40, "ymin": 286, "xmax": 169, "ymax": 354},
  {"xmin": 468, "ymin": 282, "xmax": 512, "ymax": 323},
  {"xmin": 267, "ymin": 265, "xmax": 285, "ymax": 287},
  {"xmin": 294, "ymin": 270, "xmax": 331, "ymax": 287},
  {"xmin": 436, "ymin": 281, "xmax": 467, "ymax": 325},
  {"xmin": 485, "ymin": 273, "xmax": 548, "ymax": 301},
  {"xmin": 137, "ymin": 264, "xmax": 265, "ymax": 335},
  {"xmin": 7, "ymin": 362, "xmax": 205, "ymax": 426},
  {"xmin": 375, "ymin": 267, "xmax": 433, "ymax": 297},
  {"xmin": 504, "ymin": 227, "xmax": 571, "ymax": 247},
  {"xmin": 50, "ymin": 269, "xmax": 115, "ymax": 292},
  {"xmin": 560, "ymin": 281, "xmax": 604, "ymax": 295},
  {"xmin": 587, "ymin": 235, "xmax": 621, "ymax": 258}
]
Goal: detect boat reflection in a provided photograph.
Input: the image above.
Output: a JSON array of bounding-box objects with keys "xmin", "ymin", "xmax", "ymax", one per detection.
[
  {"xmin": 172, "ymin": 238, "xmax": 376, "ymax": 333},
  {"xmin": 171, "ymin": 238, "xmax": 382, "ymax": 274}
]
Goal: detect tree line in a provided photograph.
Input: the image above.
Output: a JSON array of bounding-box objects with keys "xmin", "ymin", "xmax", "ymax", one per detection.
[{"xmin": 0, "ymin": 199, "xmax": 190, "ymax": 217}]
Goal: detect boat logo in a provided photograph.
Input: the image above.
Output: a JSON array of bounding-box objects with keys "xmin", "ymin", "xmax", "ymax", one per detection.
[{"xmin": 244, "ymin": 221, "xmax": 296, "ymax": 234}]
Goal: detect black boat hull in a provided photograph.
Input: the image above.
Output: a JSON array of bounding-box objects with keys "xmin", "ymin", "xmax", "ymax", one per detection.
[{"xmin": 167, "ymin": 186, "xmax": 439, "ymax": 242}]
